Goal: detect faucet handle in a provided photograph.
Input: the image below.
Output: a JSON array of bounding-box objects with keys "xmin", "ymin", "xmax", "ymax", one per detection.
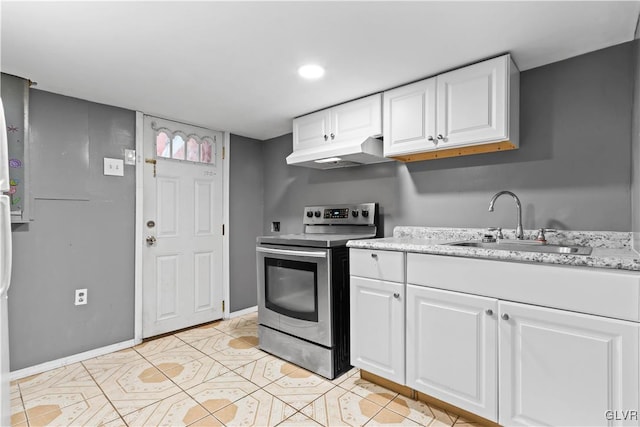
[
  {"xmin": 535, "ymin": 228, "xmax": 557, "ymax": 242},
  {"xmin": 488, "ymin": 227, "xmax": 504, "ymax": 239}
]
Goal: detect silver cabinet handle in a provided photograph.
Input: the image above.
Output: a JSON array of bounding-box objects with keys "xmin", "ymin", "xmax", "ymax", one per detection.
[
  {"xmin": 146, "ymin": 236, "xmax": 157, "ymax": 246},
  {"xmin": 427, "ymin": 136, "xmax": 434, "ymax": 142},
  {"xmin": 330, "ymin": 133, "xmax": 335, "ymax": 140},
  {"xmin": 371, "ymin": 253, "xmax": 378, "ymax": 258},
  {"xmin": 485, "ymin": 309, "xmax": 493, "ymax": 316},
  {"xmin": 393, "ymin": 293, "xmax": 400, "ymax": 299},
  {"xmin": 324, "ymin": 134, "xmax": 328, "ymax": 141},
  {"xmin": 501, "ymin": 313, "xmax": 510, "ymax": 320},
  {"xmin": 437, "ymin": 134, "xmax": 444, "ymax": 140}
]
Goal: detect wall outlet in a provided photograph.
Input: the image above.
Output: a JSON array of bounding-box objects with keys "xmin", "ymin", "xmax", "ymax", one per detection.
[
  {"xmin": 271, "ymin": 221, "xmax": 280, "ymax": 232},
  {"xmin": 75, "ymin": 288, "xmax": 88, "ymax": 305}
]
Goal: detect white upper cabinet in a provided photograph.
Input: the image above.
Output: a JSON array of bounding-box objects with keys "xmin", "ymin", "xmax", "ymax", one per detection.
[
  {"xmin": 292, "ymin": 93, "xmax": 382, "ymax": 151},
  {"xmin": 437, "ymin": 56, "xmax": 508, "ymax": 148},
  {"xmin": 292, "ymin": 109, "xmax": 331, "ymax": 150},
  {"xmin": 384, "ymin": 54, "xmax": 519, "ymax": 160},
  {"xmin": 330, "ymin": 94, "xmax": 382, "ymax": 143},
  {"xmin": 383, "ymin": 78, "xmax": 437, "ymax": 155}
]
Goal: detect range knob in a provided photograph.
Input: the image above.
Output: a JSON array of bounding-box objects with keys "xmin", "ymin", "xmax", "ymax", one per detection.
[
  {"xmin": 314, "ymin": 210, "xmax": 321, "ymax": 218},
  {"xmin": 306, "ymin": 211, "xmax": 313, "ymax": 218},
  {"xmin": 352, "ymin": 210, "xmax": 359, "ymax": 218},
  {"xmin": 362, "ymin": 210, "xmax": 369, "ymax": 218}
]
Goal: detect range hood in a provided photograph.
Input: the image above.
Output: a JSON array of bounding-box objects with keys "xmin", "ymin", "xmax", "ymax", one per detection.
[{"xmin": 286, "ymin": 137, "xmax": 391, "ymax": 170}]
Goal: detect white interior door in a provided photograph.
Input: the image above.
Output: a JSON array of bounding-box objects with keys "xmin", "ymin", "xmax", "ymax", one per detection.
[{"xmin": 142, "ymin": 115, "xmax": 223, "ymax": 338}]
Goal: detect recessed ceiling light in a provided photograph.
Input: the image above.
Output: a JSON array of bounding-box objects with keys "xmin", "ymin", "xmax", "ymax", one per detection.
[{"xmin": 298, "ymin": 64, "xmax": 325, "ymax": 80}]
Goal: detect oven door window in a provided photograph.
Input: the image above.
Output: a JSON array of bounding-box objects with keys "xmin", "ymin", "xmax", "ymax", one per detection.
[{"xmin": 264, "ymin": 258, "xmax": 318, "ymax": 322}]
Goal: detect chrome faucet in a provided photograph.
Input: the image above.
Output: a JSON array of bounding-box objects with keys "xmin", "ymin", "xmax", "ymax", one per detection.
[{"xmin": 488, "ymin": 190, "xmax": 524, "ymax": 240}]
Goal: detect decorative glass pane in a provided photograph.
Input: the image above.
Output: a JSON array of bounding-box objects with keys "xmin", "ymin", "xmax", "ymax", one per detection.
[
  {"xmin": 186, "ymin": 137, "xmax": 200, "ymax": 162},
  {"xmin": 201, "ymin": 138, "xmax": 213, "ymax": 164},
  {"xmin": 156, "ymin": 132, "xmax": 171, "ymax": 158},
  {"xmin": 172, "ymin": 134, "xmax": 186, "ymax": 160}
]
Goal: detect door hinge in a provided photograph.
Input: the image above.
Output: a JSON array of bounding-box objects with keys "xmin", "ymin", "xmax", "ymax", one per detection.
[
  {"xmin": 222, "ymin": 146, "xmax": 225, "ymax": 160},
  {"xmin": 222, "ymin": 300, "xmax": 225, "ymax": 312},
  {"xmin": 222, "ymin": 224, "xmax": 225, "ymax": 235}
]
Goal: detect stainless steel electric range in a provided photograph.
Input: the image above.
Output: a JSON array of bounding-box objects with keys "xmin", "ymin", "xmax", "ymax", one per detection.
[{"xmin": 256, "ymin": 203, "xmax": 378, "ymax": 379}]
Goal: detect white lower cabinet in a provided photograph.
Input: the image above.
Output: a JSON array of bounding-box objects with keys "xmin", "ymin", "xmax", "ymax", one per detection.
[
  {"xmin": 350, "ymin": 276, "xmax": 405, "ymax": 384},
  {"xmin": 406, "ymin": 285, "xmax": 498, "ymax": 421},
  {"xmin": 499, "ymin": 301, "xmax": 640, "ymax": 427},
  {"xmin": 348, "ymin": 251, "xmax": 640, "ymax": 426}
]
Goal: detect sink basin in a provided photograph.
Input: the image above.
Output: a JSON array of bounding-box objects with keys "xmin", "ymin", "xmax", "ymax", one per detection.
[{"xmin": 444, "ymin": 240, "xmax": 593, "ymax": 256}]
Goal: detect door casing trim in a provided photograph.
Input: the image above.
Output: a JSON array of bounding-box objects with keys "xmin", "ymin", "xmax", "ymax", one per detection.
[{"xmin": 133, "ymin": 113, "xmax": 230, "ymax": 344}]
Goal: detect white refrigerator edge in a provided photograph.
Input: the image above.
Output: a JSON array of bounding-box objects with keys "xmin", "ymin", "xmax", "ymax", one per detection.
[{"xmin": 0, "ymin": 97, "xmax": 13, "ymax": 427}]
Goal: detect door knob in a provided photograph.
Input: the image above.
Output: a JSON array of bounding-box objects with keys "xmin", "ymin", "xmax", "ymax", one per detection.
[{"xmin": 146, "ymin": 236, "xmax": 157, "ymax": 246}]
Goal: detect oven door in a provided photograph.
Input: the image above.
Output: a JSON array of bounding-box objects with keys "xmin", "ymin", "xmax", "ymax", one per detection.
[{"xmin": 256, "ymin": 244, "xmax": 332, "ymax": 347}]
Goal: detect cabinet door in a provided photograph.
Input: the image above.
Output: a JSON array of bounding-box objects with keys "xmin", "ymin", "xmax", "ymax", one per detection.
[
  {"xmin": 331, "ymin": 94, "xmax": 381, "ymax": 144},
  {"xmin": 383, "ymin": 78, "xmax": 437, "ymax": 157},
  {"xmin": 406, "ymin": 285, "xmax": 498, "ymax": 422},
  {"xmin": 350, "ymin": 276, "xmax": 404, "ymax": 384},
  {"xmin": 292, "ymin": 109, "xmax": 331, "ymax": 150},
  {"xmin": 499, "ymin": 301, "xmax": 640, "ymax": 427},
  {"xmin": 436, "ymin": 55, "xmax": 508, "ymax": 148}
]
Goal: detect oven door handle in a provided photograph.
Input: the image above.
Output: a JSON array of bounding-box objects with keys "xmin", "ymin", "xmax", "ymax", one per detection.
[{"xmin": 256, "ymin": 246, "xmax": 327, "ymax": 258}]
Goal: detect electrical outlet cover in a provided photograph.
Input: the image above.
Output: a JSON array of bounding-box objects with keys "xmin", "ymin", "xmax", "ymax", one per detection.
[{"xmin": 75, "ymin": 288, "xmax": 88, "ymax": 305}]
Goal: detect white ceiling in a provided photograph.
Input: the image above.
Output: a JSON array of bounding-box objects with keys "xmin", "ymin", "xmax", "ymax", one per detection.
[{"xmin": 1, "ymin": 1, "xmax": 639, "ymax": 141}]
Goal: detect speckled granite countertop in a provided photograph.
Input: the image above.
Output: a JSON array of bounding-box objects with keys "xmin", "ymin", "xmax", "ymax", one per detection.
[{"xmin": 346, "ymin": 226, "xmax": 640, "ymax": 272}]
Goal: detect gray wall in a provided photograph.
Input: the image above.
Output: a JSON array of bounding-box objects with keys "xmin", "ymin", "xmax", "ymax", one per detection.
[
  {"xmin": 6, "ymin": 39, "xmax": 636, "ymax": 369},
  {"xmin": 9, "ymin": 90, "xmax": 135, "ymax": 370},
  {"xmin": 229, "ymin": 134, "xmax": 263, "ymax": 312},
  {"xmin": 263, "ymin": 42, "xmax": 634, "ymax": 237}
]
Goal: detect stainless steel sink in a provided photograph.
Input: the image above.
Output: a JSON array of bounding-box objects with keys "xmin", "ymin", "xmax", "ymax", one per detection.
[{"xmin": 444, "ymin": 240, "xmax": 593, "ymax": 256}]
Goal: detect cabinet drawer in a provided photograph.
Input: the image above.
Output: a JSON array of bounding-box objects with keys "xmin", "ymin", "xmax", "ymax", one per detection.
[{"xmin": 350, "ymin": 249, "xmax": 405, "ymax": 282}]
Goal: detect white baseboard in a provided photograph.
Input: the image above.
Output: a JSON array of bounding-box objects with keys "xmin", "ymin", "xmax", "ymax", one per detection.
[
  {"xmin": 9, "ymin": 339, "xmax": 136, "ymax": 381},
  {"xmin": 229, "ymin": 305, "xmax": 257, "ymax": 318}
]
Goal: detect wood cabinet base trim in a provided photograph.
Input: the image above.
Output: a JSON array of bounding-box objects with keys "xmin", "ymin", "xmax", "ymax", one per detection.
[
  {"xmin": 390, "ymin": 141, "xmax": 517, "ymax": 163},
  {"xmin": 360, "ymin": 370, "xmax": 414, "ymax": 398},
  {"xmin": 360, "ymin": 371, "xmax": 500, "ymax": 427},
  {"xmin": 416, "ymin": 392, "xmax": 501, "ymax": 427}
]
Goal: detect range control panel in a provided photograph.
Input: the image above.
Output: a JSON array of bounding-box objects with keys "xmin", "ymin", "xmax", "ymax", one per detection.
[
  {"xmin": 324, "ymin": 208, "xmax": 349, "ymax": 219},
  {"xmin": 303, "ymin": 203, "xmax": 377, "ymax": 226}
]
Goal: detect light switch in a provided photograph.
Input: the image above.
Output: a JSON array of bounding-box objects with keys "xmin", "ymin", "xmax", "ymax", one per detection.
[
  {"xmin": 124, "ymin": 149, "xmax": 136, "ymax": 165},
  {"xmin": 104, "ymin": 158, "xmax": 124, "ymax": 176}
]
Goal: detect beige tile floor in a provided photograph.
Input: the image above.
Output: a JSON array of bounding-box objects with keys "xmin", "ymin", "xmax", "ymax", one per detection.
[{"xmin": 10, "ymin": 312, "xmax": 479, "ymax": 427}]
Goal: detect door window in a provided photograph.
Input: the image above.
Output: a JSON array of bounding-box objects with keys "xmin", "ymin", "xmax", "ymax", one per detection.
[{"xmin": 153, "ymin": 125, "xmax": 216, "ymax": 165}]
